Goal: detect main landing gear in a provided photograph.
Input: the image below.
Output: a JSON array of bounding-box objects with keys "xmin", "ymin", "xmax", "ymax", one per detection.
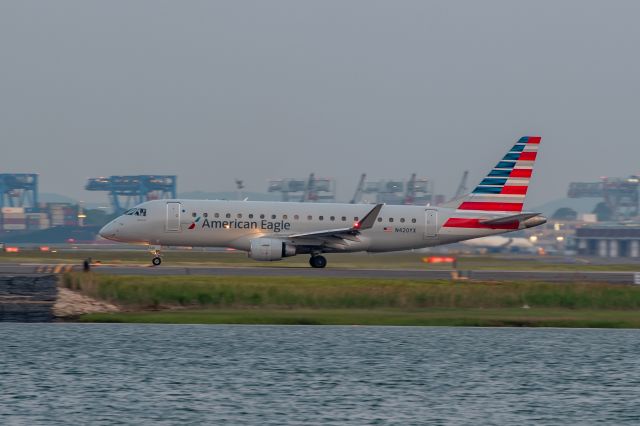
[
  {"xmin": 151, "ymin": 247, "xmax": 162, "ymax": 266},
  {"xmin": 309, "ymin": 255, "xmax": 327, "ymax": 269}
]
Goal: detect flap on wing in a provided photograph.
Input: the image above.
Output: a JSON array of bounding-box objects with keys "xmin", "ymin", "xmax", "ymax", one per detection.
[
  {"xmin": 479, "ymin": 212, "xmax": 541, "ymax": 226},
  {"xmin": 288, "ymin": 203, "xmax": 384, "ymax": 240},
  {"xmin": 288, "ymin": 227, "xmax": 355, "ymax": 239}
]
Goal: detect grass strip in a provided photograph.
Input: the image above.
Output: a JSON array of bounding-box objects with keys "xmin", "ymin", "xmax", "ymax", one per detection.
[
  {"xmin": 79, "ymin": 308, "xmax": 640, "ymax": 328},
  {"xmin": 63, "ymin": 273, "xmax": 640, "ymax": 310}
]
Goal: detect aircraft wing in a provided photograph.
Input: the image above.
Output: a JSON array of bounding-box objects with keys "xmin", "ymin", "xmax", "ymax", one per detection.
[
  {"xmin": 479, "ymin": 212, "xmax": 541, "ymax": 226},
  {"xmin": 287, "ymin": 204, "xmax": 383, "ymax": 242}
]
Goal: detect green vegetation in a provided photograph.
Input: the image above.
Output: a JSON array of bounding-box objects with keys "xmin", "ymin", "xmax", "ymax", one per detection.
[
  {"xmin": 63, "ymin": 273, "xmax": 640, "ymax": 310},
  {"xmin": 80, "ymin": 308, "xmax": 640, "ymax": 328},
  {"xmin": 3, "ymin": 249, "xmax": 640, "ymax": 271},
  {"xmin": 63, "ymin": 273, "xmax": 640, "ymax": 328}
]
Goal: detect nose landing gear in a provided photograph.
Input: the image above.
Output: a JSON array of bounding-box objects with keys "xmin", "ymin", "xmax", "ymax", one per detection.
[{"xmin": 309, "ymin": 255, "xmax": 327, "ymax": 268}]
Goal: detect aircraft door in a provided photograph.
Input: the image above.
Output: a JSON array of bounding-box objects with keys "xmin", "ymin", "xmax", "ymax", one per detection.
[
  {"xmin": 424, "ymin": 209, "xmax": 438, "ymax": 238},
  {"xmin": 166, "ymin": 202, "xmax": 181, "ymax": 232}
]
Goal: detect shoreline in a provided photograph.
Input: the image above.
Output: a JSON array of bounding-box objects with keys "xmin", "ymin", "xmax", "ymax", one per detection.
[{"xmin": 76, "ymin": 307, "xmax": 640, "ymax": 328}]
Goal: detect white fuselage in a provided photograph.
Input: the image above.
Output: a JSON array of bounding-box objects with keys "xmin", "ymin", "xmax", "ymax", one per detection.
[{"xmin": 100, "ymin": 199, "xmax": 523, "ymax": 254}]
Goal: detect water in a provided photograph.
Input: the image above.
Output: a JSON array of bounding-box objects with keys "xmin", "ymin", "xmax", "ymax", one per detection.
[{"xmin": 1, "ymin": 325, "xmax": 640, "ymax": 425}]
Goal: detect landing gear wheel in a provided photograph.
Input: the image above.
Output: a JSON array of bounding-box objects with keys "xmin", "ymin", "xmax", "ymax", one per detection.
[
  {"xmin": 152, "ymin": 257, "xmax": 162, "ymax": 266},
  {"xmin": 309, "ymin": 255, "xmax": 327, "ymax": 268}
]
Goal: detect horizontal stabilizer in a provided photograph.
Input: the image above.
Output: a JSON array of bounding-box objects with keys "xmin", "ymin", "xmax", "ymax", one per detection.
[{"xmin": 479, "ymin": 213, "xmax": 541, "ymax": 226}]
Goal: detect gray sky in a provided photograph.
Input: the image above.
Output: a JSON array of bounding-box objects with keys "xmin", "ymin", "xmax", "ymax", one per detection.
[{"xmin": 1, "ymin": 1, "xmax": 639, "ymax": 207}]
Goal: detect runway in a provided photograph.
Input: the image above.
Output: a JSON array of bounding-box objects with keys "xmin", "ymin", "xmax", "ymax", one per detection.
[{"xmin": 0, "ymin": 263, "xmax": 638, "ymax": 284}]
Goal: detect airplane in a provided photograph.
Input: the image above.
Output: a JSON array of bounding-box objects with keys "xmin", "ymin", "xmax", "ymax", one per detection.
[{"xmin": 99, "ymin": 136, "xmax": 547, "ymax": 268}]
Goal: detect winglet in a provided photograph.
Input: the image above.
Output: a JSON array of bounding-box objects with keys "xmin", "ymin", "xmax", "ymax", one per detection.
[{"xmin": 354, "ymin": 204, "xmax": 384, "ymax": 230}]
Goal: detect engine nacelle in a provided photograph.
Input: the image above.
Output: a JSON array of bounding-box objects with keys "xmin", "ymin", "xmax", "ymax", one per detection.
[{"xmin": 248, "ymin": 238, "xmax": 296, "ymax": 261}]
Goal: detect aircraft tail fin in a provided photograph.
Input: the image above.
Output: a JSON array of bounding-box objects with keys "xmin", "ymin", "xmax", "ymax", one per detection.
[{"xmin": 454, "ymin": 136, "xmax": 541, "ymax": 213}]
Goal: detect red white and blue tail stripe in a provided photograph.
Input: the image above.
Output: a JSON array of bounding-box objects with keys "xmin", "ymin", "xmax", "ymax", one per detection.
[{"xmin": 456, "ymin": 136, "xmax": 541, "ymax": 213}]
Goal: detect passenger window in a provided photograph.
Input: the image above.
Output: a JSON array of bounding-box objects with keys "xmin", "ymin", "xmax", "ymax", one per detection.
[
  {"xmin": 307, "ymin": 215, "xmax": 312, "ymax": 220},
  {"xmin": 237, "ymin": 213, "xmax": 242, "ymax": 218},
  {"xmin": 271, "ymin": 214, "xmax": 276, "ymax": 219},
  {"xmin": 249, "ymin": 214, "xmax": 254, "ymax": 219},
  {"xmin": 192, "ymin": 212, "xmax": 197, "ymax": 218},
  {"xmin": 377, "ymin": 217, "xmax": 383, "ymax": 222},
  {"xmin": 226, "ymin": 213, "xmax": 231, "ymax": 218},
  {"xmin": 341, "ymin": 216, "xmax": 346, "ymax": 221},
  {"xmin": 400, "ymin": 218, "xmax": 405, "ymax": 223},
  {"xmin": 294, "ymin": 214, "xmax": 299, "ymax": 220},
  {"xmin": 319, "ymin": 216, "xmax": 324, "ymax": 221},
  {"xmin": 411, "ymin": 218, "xmax": 417, "ymax": 223},
  {"xmin": 283, "ymin": 214, "xmax": 288, "ymax": 220},
  {"xmin": 354, "ymin": 217, "xmax": 359, "ymax": 221},
  {"xmin": 214, "ymin": 213, "xmax": 220, "ymax": 218},
  {"xmin": 203, "ymin": 213, "xmax": 208, "ymax": 218},
  {"xmin": 330, "ymin": 216, "xmax": 335, "ymax": 221},
  {"xmin": 260, "ymin": 214, "xmax": 265, "ymax": 219},
  {"xmin": 389, "ymin": 218, "xmax": 394, "ymax": 223}
]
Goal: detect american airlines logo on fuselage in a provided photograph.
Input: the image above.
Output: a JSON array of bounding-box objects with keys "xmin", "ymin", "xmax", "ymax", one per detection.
[{"xmin": 191, "ymin": 216, "xmax": 292, "ymax": 232}]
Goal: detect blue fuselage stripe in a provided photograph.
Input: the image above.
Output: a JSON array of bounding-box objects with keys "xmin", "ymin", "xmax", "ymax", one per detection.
[
  {"xmin": 503, "ymin": 153, "xmax": 520, "ymax": 161},
  {"xmin": 473, "ymin": 186, "xmax": 503, "ymax": 194},
  {"xmin": 494, "ymin": 161, "xmax": 516, "ymax": 169},
  {"xmin": 488, "ymin": 169, "xmax": 512, "ymax": 177},
  {"xmin": 480, "ymin": 178, "xmax": 508, "ymax": 186}
]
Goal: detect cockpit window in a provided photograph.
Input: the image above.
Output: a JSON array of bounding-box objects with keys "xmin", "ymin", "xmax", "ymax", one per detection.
[{"xmin": 124, "ymin": 208, "xmax": 147, "ymax": 217}]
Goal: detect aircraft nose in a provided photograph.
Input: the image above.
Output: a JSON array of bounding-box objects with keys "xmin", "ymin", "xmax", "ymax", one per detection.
[{"xmin": 99, "ymin": 221, "xmax": 118, "ymax": 239}]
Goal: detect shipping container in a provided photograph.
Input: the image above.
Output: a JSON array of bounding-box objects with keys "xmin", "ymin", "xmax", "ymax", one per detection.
[
  {"xmin": 26, "ymin": 213, "xmax": 49, "ymax": 230},
  {"xmin": 3, "ymin": 212, "xmax": 26, "ymax": 217},
  {"xmin": 2, "ymin": 224, "xmax": 27, "ymax": 230},
  {"xmin": 2, "ymin": 218, "xmax": 27, "ymax": 225},
  {"xmin": 1, "ymin": 207, "xmax": 25, "ymax": 214}
]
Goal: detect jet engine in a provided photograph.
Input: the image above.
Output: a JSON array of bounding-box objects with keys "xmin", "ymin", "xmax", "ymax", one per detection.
[{"xmin": 248, "ymin": 238, "xmax": 296, "ymax": 261}]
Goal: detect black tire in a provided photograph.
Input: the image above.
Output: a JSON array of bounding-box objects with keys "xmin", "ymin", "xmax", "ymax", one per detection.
[
  {"xmin": 152, "ymin": 257, "xmax": 162, "ymax": 266},
  {"xmin": 309, "ymin": 255, "xmax": 327, "ymax": 268}
]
